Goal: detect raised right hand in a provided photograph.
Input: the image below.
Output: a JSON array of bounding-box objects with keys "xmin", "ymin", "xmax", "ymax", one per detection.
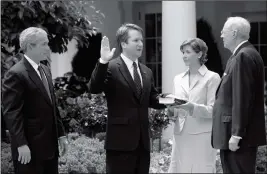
[
  {"xmin": 17, "ymin": 145, "xmax": 31, "ymax": 164},
  {"xmin": 100, "ymin": 36, "xmax": 116, "ymax": 62}
]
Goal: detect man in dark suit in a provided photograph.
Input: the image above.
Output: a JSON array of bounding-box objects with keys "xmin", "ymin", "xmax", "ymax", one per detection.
[
  {"xmin": 2, "ymin": 27, "xmax": 68, "ymax": 174},
  {"xmin": 88, "ymin": 23, "xmax": 166, "ymax": 174},
  {"xmin": 212, "ymin": 17, "xmax": 267, "ymax": 173}
]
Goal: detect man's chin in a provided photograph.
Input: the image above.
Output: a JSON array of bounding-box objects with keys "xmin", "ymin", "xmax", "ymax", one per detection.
[
  {"xmin": 136, "ymin": 51, "xmax": 142, "ymax": 56},
  {"xmin": 136, "ymin": 52, "xmax": 142, "ymax": 58},
  {"xmin": 223, "ymin": 43, "xmax": 229, "ymax": 49}
]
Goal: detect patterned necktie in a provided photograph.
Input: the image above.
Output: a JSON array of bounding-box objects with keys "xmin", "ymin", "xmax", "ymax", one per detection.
[
  {"xmin": 133, "ymin": 62, "xmax": 142, "ymax": 98},
  {"xmin": 38, "ymin": 65, "xmax": 51, "ymax": 101}
]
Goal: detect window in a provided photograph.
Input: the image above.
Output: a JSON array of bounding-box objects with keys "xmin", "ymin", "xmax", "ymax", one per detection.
[
  {"xmin": 250, "ymin": 21, "xmax": 267, "ymax": 106},
  {"xmin": 249, "ymin": 22, "xmax": 267, "ymax": 67},
  {"xmin": 144, "ymin": 13, "xmax": 162, "ymax": 92}
]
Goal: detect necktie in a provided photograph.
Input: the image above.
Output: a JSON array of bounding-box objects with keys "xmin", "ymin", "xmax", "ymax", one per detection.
[
  {"xmin": 38, "ymin": 65, "xmax": 51, "ymax": 101},
  {"xmin": 133, "ymin": 62, "xmax": 142, "ymax": 98}
]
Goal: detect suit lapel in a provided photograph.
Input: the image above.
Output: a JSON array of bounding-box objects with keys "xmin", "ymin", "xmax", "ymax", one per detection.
[
  {"xmin": 189, "ymin": 75, "xmax": 200, "ymax": 91},
  {"xmin": 215, "ymin": 80, "xmax": 222, "ymax": 98},
  {"xmin": 139, "ymin": 63, "xmax": 149, "ymax": 103},
  {"xmin": 181, "ymin": 73, "xmax": 189, "ymax": 94},
  {"xmin": 215, "ymin": 52, "xmax": 236, "ymax": 97},
  {"xmin": 216, "ymin": 42, "xmax": 250, "ymax": 97},
  {"xmin": 117, "ymin": 57, "xmax": 139, "ymax": 100},
  {"xmin": 233, "ymin": 41, "xmax": 251, "ymax": 56},
  {"xmin": 23, "ymin": 58, "xmax": 52, "ymax": 106},
  {"xmin": 190, "ymin": 65, "xmax": 208, "ymax": 91}
]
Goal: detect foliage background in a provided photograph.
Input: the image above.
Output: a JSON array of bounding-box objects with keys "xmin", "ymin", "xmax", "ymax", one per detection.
[
  {"xmin": 1, "ymin": 0, "xmax": 104, "ymax": 81},
  {"xmin": 1, "ymin": 1, "xmax": 103, "ymax": 53}
]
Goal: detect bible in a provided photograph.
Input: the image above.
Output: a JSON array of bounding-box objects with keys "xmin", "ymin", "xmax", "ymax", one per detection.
[{"xmin": 159, "ymin": 94, "xmax": 187, "ymax": 105}]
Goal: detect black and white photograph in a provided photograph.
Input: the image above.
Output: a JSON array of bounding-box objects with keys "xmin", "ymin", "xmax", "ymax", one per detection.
[{"xmin": 1, "ymin": 0, "xmax": 267, "ymax": 173}]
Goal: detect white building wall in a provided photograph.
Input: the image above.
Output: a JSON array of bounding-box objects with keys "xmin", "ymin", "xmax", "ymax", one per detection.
[{"xmin": 51, "ymin": 1, "xmax": 266, "ymax": 79}]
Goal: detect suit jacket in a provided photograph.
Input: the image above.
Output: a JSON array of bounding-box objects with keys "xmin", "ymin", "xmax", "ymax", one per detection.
[
  {"xmin": 172, "ymin": 65, "xmax": 221, "ymax": 134},
  {"xmin": 212, "ymin": 41, "xmax": 267, "ymax": 149},
  {"xmin": 2, "ymin": 57, "xmax": 65, "ymax": 160},
  {"xmin": 88, "ymin": 57, "xmax": 165, "ymax": 151}
]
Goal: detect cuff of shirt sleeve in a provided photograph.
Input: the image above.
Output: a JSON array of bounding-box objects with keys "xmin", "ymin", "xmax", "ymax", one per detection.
[
  {"xmin": 232, "ymin": 135, "xmax": 242, "ymax": 139},
  {"xmin": 99, "ymin": 58, "xmax": 109, "ymax": 64},
  {"xmin": 58, "ymin": 136, "xmax": 67, "ymax": 140}
]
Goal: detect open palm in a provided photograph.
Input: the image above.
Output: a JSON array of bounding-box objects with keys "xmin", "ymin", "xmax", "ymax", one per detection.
[{"xmin": 100, "ymin": 36, "xmax": 116, "ymax": 62}]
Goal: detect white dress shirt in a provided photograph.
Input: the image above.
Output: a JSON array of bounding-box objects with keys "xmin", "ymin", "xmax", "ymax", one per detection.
[
  {"xmin": 24, "ymin": 54, "xmax": 50, "ymax": 87},
  {"xmin": 233, "ymin": 40, "xmax": 248, "ymax": 55},
  {"xmin": 120, "ymin": 54, "xmax": 143, "ymax": 86},
  {"xmin": 100, "ymin": 54, "xmax": 143, "ymax": 86},
  {"xmin": 24, "ymin": 54, "xmax": 42, "ymax": 79}
]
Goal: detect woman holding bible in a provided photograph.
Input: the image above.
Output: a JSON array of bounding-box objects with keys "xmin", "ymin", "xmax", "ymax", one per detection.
[{"xmin": 167, "ymin": 38, "xmax": 221, "ymax": 173}]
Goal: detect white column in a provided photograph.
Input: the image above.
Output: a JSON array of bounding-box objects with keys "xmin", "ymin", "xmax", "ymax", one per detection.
[{"xmin": 162, "ymin": 1, "xmax": 196, "ymax": 141}]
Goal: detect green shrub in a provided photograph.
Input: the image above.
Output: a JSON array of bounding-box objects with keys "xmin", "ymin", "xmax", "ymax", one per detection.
[
  {"xmin": 149, "ymin": 108, "xmax": 169, "ymax": 140},
  {"xmin": 55, "ymin": 90, "xmax": 108, "ymax": 136},
  {"xmin": 150, "ymin": 151, "xmax": 170, "ymax": 173},
  {"xmin": 1, "ymin": 142, "xmax": 13, "ymax": 173},
  {"xmin": 256, "ymin": 145, "xmax": 267, "ymax": 173},
  {"xmin": 59, "ymin": 133, "xmax": 106, "ymax": 173},
  {"xmin": 1, "ymin": 133, "xmax": 266, "ymax": 173},
  {"xmin": 95, "ymin": 132, "xmax": 106, "ymax": 142}
]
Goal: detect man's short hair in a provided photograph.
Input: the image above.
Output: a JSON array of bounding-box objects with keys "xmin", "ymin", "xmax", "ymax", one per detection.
[
  {"xmin": 225, "ymin": 16, "xmax": 251, "ymax": 40},
  {"xmin": 19, "ymin": 27, "xmax": 47, "ymax": 52},
  {"xmin": 116, "ymin": 23, "xmax": 143, "ymax": 52}
]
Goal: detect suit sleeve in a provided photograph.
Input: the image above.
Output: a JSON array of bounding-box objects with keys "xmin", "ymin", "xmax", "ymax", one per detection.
[
  {"xmin": 149, "ymin": 70, "xmax": 166, "ymax": 109},
  {"xmin": 55, "ymin": 100, "xmax": 65, "ymax": 137},
  {"xmin": 167, "ymin": 81, "xmax": 176, "ymax": 116},
  {"xmin": 42, "ymin": 64, "xmax": 66, "ymax": 138},
  {"xmin": 2, "ymin": 70, "xmax": 28, "ymax": 147},
  {"xmin": 88, "ymin": 61, "xmax": 110, "ymax": 94},
  {"xmin": 232, "ymin": 52, "xmax": 254, "ymax": 137},
  {"xmin": 192, "ymin": 73, "xmax": 221, "ymax": 118}
]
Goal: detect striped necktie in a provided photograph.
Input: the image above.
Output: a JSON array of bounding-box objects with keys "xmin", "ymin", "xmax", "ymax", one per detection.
[
  {"xmin": 133, "ymin": 62, "xmax": 142, "ymax": 98},
  {"xmin": 38, "ymin": 65, "xmax": 51, "ymax": 101}
]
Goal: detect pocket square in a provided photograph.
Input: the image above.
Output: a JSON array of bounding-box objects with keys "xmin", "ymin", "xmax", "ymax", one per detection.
[{"xmin": 223, "ymin": 72, "xmax": 227, "ymax": 76}]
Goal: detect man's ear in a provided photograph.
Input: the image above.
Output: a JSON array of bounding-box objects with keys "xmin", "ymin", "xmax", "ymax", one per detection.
[
  {"xmin": 26, "ymin": 43, "xmax": 33, "ymax": 51},
  {"xmin": 232, "ymin": 29, "xmax": 238, "ymax": 38},
  {"xmin": 121, "ymin": 42, "xmax": 127, "ymax": 49}
]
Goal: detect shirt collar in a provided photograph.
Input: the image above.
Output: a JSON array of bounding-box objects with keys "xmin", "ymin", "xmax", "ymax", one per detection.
[
  {"xmin": 120, "ymin": 53, "xmax": 139, "ymax": 69},
  {"xmin": 182, "ymin": 64, "xmax": 208, "ymax": 77},
  {"xmin": 233, "ymin": 40, "xmax": 248, "ymax": 55},
  {"xmin": 24, "ymin": 54, "xmax": 39, "ymax": 71}
]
